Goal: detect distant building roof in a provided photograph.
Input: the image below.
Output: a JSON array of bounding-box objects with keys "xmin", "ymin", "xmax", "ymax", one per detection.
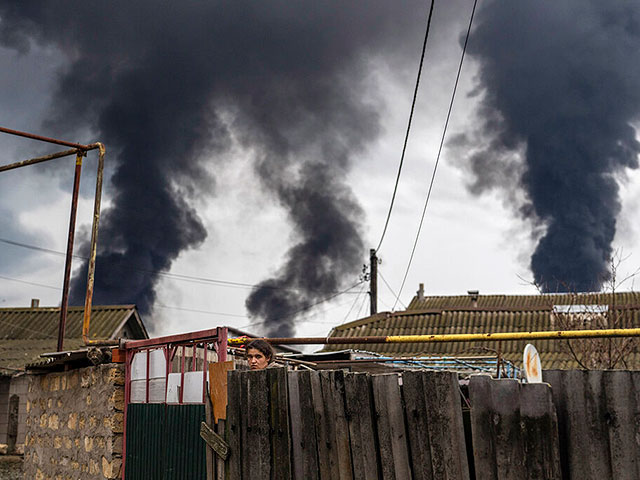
[
  {"xmin": 0, "ymin": 305, "xmax": 147, "ymax": 371},
  {"xmin": 322, "ymin": 291, "xmax": 640, "ymax": 370}
]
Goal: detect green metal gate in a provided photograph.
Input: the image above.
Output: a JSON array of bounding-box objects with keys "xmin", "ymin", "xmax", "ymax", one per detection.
[{"xmin": 125, "ymin": 404, "xmax": 206, "ymax": 480}]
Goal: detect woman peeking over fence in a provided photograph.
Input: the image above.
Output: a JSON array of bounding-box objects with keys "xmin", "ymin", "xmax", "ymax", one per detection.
[{"xmin": 245, "ymin": 339, "xmax": 275, "ymax": 370}]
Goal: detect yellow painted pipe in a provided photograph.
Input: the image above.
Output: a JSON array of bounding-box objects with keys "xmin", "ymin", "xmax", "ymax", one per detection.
[{"xmin": 229, "ymin": 327, "xmax": 640, "ymax": 345}]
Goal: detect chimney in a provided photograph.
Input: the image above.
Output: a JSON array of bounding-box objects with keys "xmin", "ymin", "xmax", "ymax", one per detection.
[
  {"xmin": 467, "ymin": 290, "xmax": 479, "ymax": 308},
  {"xmin": 31, "ymin": 298, "xmax": 40, "ymax": 308},
  {"xmin": 417, "ymin": 283, "xmax": 424, "ymax": 301}
]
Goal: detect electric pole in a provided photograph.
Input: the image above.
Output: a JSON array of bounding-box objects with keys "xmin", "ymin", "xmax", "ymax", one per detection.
[{"xmin": 369, "ymin": 248, "xmax": 378, "ymax": 315}]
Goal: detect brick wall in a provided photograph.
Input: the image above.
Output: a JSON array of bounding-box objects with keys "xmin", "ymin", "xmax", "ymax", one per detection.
[{"xmin": 23, "ymin": 364, "xmax": 125, "ymax": 480}]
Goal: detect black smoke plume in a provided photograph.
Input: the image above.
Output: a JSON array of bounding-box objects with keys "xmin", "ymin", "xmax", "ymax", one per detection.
[
  {"xmin": 0, "ymin": 1, "xmax": 424, "ymax": 332},
  {"xmin": 459, "ymin": 1, "xmax": 640, "ymax": 292}
]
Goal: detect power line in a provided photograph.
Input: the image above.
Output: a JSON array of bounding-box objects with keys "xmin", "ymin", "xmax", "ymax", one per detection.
[
  {"xmin": 0, "ymin": 236, "xmax": 360, "ymax": 295},
  {"xmin": 0, "ymin": 273, "xmax": 249, "ymax": 320},
  {"xmin": 378, "ymin": 268, "xmax": 406, "ymax": 310},
  {"xmin": 393, "ymin": 0, "xmax": 478, "ymax": 309},
  {"xmin": 341, "ymin": 283, "xmax": 369, "ymax": 323},
  {"xmin": 154, "ymin": 304, "xmax": 249, "ymax": 319},
  {"xmin": 0, "ymin": 274, "xmax": 61, "ymax": 291},
  {"xmin": 236, "ymin": 280, "xmax": 365, "ymax": 331},
  {"xmin": 375, "ymin": 0, "xmax": 436, "ymax": 254}
]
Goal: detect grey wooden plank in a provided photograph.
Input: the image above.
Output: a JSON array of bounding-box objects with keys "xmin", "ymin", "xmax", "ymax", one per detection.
[
  {"xmin": 225, "ymin": 370, "xmax": 242, "ymax": 480},
  {"xmin": 492, "ymin": 378, "xmax": 526, "ymax": 479},
  {"xmin": 204, "ymin": 397, "xmax": 215, "ymax": 480},
  {"xmin": 402, "ymin": 371, "xmax": 434, "ymax": 480},
  {"xmin": 216, "ymin": 419, "xmax": 226, "ymax": 480},
  {"xmin": 372, "ymin": 374, "xmax": 412, "ymax": 480},
  {"xmin": 201, "ymin": 421, "xmax": 230, "ymax": 460},
  {"xmin": 585, "ymin": 371, "xmax": 613, "ymax": 478},
  {"xmin": 246, "ymin": 370, "xmax": 271, "ymax": 480},
  {"xmin": 424, "ymin": 371, "xmax": 470, "ymax": 480},
  {"xmin": 311, "ymin": 371, "xmax": 333, "ymax": 480},
  {"xmin": 520, "ymin": 383, "xmax": 561, "ymax": 480},
  {"xmin": 319, "ymin": 371, "xmax": 343, "ymax": 479},
  {"xmin": 288, "ymin": 371, "xmax": 305, "ymax": 480},
  {"xmin": 289, "ymin": 371, "xmax": 319, "ymax": 480},
  {"xmin": 544, "ymin": 370, "xmax": 572, "ymax": 479},
  {"xmin": 329, "ymin": 370, "xmax": 354, "ymax": 480},
  {"xmin": 269, "ymin": 368, "xmax": 291, "ymax": 480},
  {"xmin": 469, "ymin": 375, "xmax": 498, "ymax": 480},
  {"xmin": 345, "ymin": 372, "xmax": 379, "ymax": 480},
  {"xmin": 630, "ymin": 372, "xmax": 640, "ymax": 479},
  {"xmin": 604, "ymin": 371, "xmax": 638, "ymax": 480},
  {"xmin": 299, "ymin": 371, "xmax": 320, "ymax": 479}
]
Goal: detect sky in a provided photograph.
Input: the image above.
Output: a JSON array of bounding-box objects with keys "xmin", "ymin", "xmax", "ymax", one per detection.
[{"xmin": 1, "ymin": 1, "xmax": 639, "ymax": 344}]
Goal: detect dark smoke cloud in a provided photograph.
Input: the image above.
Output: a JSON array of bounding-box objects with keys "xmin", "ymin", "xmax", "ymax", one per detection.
[
  {"xmin": 0, "ymin": 1, "xmax": 425, "ymax": 332},
  {"xmin": 460, "ymin": 1, "xmax": 640, "ymax": 292}
]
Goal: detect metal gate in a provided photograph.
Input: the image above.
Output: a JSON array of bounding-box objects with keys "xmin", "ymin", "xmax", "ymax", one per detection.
[
  {"xmin": 122, "ymin": 328, "xmax": 228, "ymax": 479},
  {"xmin": 125, "ymin": 404, "xmax": 206, "ymax": 480}
]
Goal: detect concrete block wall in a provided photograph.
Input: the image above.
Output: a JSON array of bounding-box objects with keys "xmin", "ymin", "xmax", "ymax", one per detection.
[{"xmin": 23, "ymin": 364, "xmax": 125, "ymax": 480}]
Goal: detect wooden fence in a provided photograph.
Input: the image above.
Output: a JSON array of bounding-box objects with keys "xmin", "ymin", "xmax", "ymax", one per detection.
[{"xmin": 202, "ymin": 368, "xmax": 640, "ymax": 480}]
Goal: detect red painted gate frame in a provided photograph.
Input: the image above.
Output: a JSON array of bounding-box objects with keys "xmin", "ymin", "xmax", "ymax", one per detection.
[{"xmin": 120, "ymin": 327, "xmax": 228, "ymax": 479}]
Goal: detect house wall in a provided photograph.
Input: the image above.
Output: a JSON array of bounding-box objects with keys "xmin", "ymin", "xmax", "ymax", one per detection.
[{"xmin": 23, "ymin": 364, "xmax": 124, "ymax": 480}]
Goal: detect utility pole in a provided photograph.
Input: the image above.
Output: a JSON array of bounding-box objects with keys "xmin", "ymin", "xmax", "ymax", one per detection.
[{"xmin": 369, "ymin": 248, "xmax": 378, "ymax": 315}]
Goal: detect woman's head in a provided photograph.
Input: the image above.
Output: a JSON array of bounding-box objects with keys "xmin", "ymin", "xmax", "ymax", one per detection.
[{"xmin": 245, "ymin": 339, "xmax": 275, "ymax": 370}]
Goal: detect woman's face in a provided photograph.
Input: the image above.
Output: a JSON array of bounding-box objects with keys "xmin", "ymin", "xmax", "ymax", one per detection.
[{"xmin": 247, "ymin": 348, "xmax": 269, "ymax": 370}]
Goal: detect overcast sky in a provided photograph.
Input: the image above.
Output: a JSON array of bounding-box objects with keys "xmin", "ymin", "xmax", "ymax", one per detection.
[{"xmin": 1, "ymin": 1, "xmax": 639, "ymax": 343}]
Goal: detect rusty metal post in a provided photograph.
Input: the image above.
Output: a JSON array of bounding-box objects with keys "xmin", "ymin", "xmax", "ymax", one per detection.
[
  {"xmin": 57, "ymin": 152, "xmax": 84, "ymax": 352},
  {"xmin": 82, "ymin": 143, "xmax": 105, "ymax": 345}
]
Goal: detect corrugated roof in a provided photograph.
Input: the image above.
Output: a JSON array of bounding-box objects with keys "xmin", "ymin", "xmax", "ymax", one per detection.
[
  {"xmin": 324, "ymin": 291, "xmax": 640, "ymax": 370},
  {"xmin": 0, "ymin": 305, "xmax": 142, "ymax": 371}
]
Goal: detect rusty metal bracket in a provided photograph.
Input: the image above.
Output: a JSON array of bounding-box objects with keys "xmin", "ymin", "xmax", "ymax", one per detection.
[{"xmin": 0, "ymin": 127, "xmax": 106, "ymax": 351}]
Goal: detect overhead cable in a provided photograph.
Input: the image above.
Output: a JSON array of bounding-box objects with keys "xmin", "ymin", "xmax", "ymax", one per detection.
[
  {"xmin": 393, "ymin": 0, "xmax": 478, "ymax": 309},
  {"xmin": 375, "ymin": 0, "xmax": 436, "ymax": 254},
  {"xmin": 0, "ymin": 236, "xmax": 359, "ymax": 295}
]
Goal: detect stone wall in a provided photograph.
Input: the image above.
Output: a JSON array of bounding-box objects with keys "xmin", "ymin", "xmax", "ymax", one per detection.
[{"xmin": 23, "ymin": 364, "xmax": 124, "ymax": 480}]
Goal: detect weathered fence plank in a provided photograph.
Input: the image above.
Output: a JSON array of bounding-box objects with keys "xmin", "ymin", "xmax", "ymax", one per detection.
[
  {"xmin": 269, "ymin": 368, "xmax": 291, "ymax": 480},
  {"xmin": 216, "ymin": 419, "xmax": 226, "ymax": 480},
  {"xmin": 225, "ymin": 371, "xmax": 242, "ymax": 480},
  {"xmin": 603, "ymin": 371, "xmax": 638, "ymax": 480},
  {"xmin": 402, "ymin": 371, "xmax": 434, "ymax": 480},
  {"xmin": 470, "ymin": 376, "xmax": 559, "ymax": 480},
  {"xmin": 344, "ymin": 372, "xmax": 379, "ymax": 480},
  {"xmin": 310, "ymin": 371, "xmax": 334, "ymax": 480},
  {"xmin": 319, "ymin": 370, "xmax": 353, "ymax": 480},
  {"xmin": 372, "ymin": 374, "xmax": 412, "ymax": 480},
  {"xmin": 422, "ymin": 371, "xmax": 470, "ymax": 480},
  {"xmin": 492, "ymin": 379, "xmax": 526, "ymax": 479},
  {"xmin": 520, "ymin": 383, "xmax": 561, "ymax": 480},
  {"xmin": 546, "ymin": 370, "xmax": 612, "ymax": 479},
  {"xmin": 469, "ymin": 375, "xmax": 498, "ymax": 479},
  {"xmin": 245, "ymin": 370, "xmax": 271, "ymax": 480},
  {"xmin": 288, "ymin": 371, "xmax": 319, "ymax": 480}
]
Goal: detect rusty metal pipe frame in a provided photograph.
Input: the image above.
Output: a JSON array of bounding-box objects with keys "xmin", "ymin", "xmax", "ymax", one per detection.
[
  {"xmin": 227, "ymin": 327, "xmax": 640, "ymax": 346},
  {"xmin": 57, "ymin": 152, "xmax": 84, "ymax": 352},
  {"xmin": 0, "ymin": 127, "xmax": 106, "ymax": 350}
]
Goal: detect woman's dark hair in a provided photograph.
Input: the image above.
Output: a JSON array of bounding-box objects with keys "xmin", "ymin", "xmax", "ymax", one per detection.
[{"xmin": 245, "ymin": 339, "xmax": 275, "ymax": 362}]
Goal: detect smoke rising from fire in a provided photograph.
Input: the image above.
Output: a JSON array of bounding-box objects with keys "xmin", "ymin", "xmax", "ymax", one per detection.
[
  {"xmin": 0, "ymin": 1, "xmax": 425, "ymax": 333},
  {"xmin": 458, "ymin": 1, "xmax": 640, "ymax": 292}
]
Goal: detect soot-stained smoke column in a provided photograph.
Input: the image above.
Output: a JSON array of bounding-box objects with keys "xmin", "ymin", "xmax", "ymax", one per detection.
[
  {"xmin": 460, "ymin": 1, "xmax": 640, "ymax": 292},
  {"xmin": 0, "ymin": 2, "xmax": 424, "ymax": 330}
]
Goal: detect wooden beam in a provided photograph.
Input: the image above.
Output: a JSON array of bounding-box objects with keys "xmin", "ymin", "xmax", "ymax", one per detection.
[{"xmin": 200, "ymin": 421, "xmax": 230, "ymax": 460}]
